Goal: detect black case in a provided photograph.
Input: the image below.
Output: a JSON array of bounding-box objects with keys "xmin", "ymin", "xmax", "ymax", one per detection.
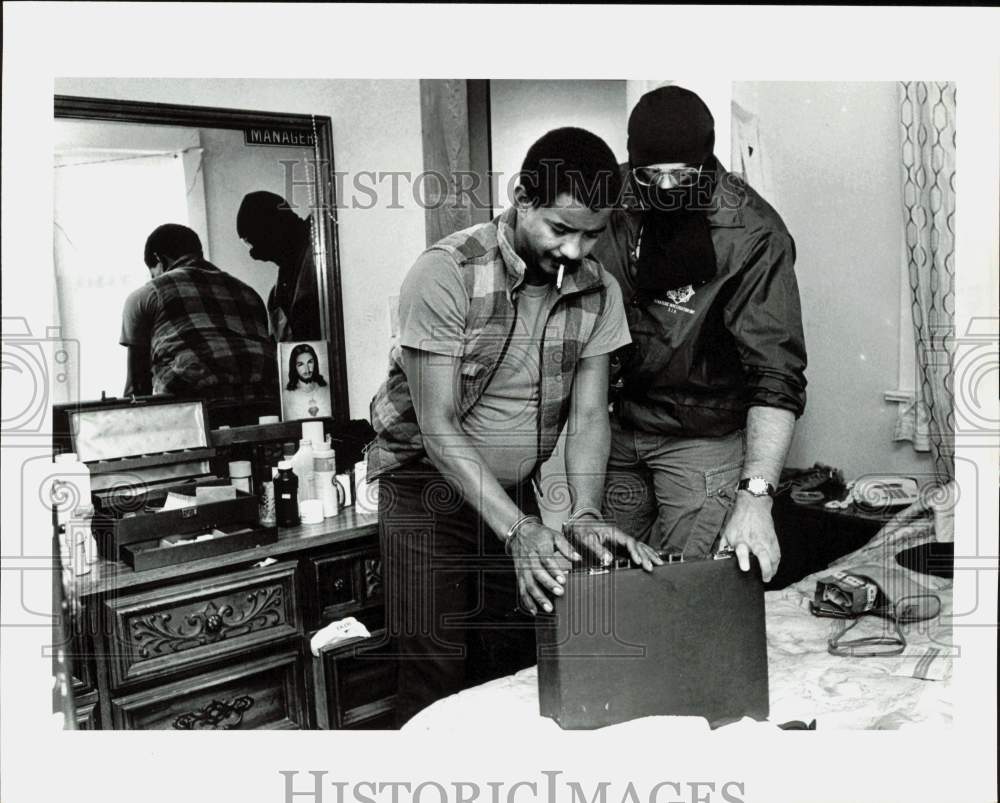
[{"xmin": 536, "ymin": 554, "xmax": 769, "ymax": 729}]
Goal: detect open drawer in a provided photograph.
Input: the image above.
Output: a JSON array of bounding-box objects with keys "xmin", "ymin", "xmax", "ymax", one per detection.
[{"xmin": 311, "ymin": 629, "xmax": 397, "ymax": 729}]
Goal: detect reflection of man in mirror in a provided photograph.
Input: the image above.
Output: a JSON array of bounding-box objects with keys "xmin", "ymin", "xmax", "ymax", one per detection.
[
  {"xmin": 283, "ymin": 342, "xmax": 330, "ymax": 420},
  {"xmin": 236, "ymin": 191, "xmax": 322, "ymax": 342},
  {"xmin": 119, "ymin": 223, "xmax": 279, "ymax": 423}
]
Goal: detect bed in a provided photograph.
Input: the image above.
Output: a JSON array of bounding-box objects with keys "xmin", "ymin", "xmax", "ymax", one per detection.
[{"xmin": 403, "ymin": 503, "xmax": 953, "ymax": 733}]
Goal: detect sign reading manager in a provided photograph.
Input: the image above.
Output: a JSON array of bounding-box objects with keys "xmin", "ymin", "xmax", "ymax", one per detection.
[{"xmin": 244, "ymin": 127, "xmax": 316, "ymax": 147}]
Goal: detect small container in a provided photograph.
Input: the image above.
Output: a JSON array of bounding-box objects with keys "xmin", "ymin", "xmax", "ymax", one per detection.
[
  {"xmin": 52, "ymin": 452, "xmax": 92, "ymax": 527},
  {"xmin": 258, "ymin": 415, "xmax": 280, "ymax": 425},
  {"xmin": 72, "ymin": 536, "xmax": 91, "ymax": 576},
  {"xmin": 228, "ymin": 460, "xmax": 254, "ymax": 495},
  {"xmin": 259, "ymin": 480, "xmax": 277, "ymax": 526},
  {"xmin": 354, "ymin": 461, "xmax": 378, "ymax": 514},
  {"xmin": 302, "ymin": 421, "xmax": 325, "ymax": 448},
  {"xmin": 300, "ymin": 499, "xmax": 324, "ymax": 525},
  {"xmin": 291, "ymin": 439, "xmax": 316, "ymax": 503},
  {"xmin": 274, "ymin": 461, "xmax": 300, "ymax": 527},
  {"xmin": 335, "ymin": 472, "xmax": 354, "ymax": 507},
  {"xmin": 316, "ymin": 470, "xmax": 346, "ymax": 518}
]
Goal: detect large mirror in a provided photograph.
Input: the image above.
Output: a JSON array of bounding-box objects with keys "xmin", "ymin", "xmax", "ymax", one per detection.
[{"xmin": 53, "ymin": 96, "xmax": 349, "ymax": 424}]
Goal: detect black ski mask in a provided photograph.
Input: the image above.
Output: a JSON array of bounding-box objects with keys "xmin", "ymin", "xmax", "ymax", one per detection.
[{"xmin": 627, "ymin": 86, "xmax": 719, "ymax": 294}]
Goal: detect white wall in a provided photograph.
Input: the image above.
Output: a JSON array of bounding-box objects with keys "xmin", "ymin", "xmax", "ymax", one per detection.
[
  {"xmin": 489, "ymin": 79, "xmax": 628, "ymax": 209},
  {"xmin": 54, "ymin": 78, "xmax": 426, "ymax": 421},
  {"xmin": 733, "ymin": 81, "xmax": 933, "ymax": 480}
]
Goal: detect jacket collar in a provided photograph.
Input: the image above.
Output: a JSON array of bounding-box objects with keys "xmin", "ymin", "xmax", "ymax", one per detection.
[{"xmin": 495, "ymin": 206, "xmax": 604, "ymax": 301}]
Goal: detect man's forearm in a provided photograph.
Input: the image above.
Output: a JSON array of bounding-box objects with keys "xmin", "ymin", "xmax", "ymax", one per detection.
[
  {"xmin": 742, "ymin": 405, "xmax": 796, "ymax": 484},
  {"xmin": 124, "ymin": 345, "xmax": 152, "ymax": 396},
  {"xmin": 422, "ymin": 418, "xmax": 527, "ymax": 542},
  {"xmin": 564, "ymin": 408, "xmax": 611, "ymax": 514}
]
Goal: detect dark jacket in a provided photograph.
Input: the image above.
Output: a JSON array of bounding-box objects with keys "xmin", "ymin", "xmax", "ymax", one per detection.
[{"xmin": 592, "ymin": 166, "xmax": 807, "ymax": 437}]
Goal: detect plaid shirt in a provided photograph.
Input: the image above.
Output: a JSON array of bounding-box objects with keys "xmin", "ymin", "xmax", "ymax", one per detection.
[
  {"xmin": 135, "ymin": 257, "xmax": 277, "ymax": 398},
  {"xmin": 367, "ymin": 207, "xmax": 609, "ymax": 481}
]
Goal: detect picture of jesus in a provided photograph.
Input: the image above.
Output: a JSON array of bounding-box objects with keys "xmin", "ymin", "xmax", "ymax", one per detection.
[{"xmin": 279, "ymin": 341, "xmax": 333, "ymax": 421}]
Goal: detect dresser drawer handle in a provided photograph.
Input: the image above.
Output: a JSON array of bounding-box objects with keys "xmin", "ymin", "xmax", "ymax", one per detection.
[
  {"xmin": 173, "ymin": 695, "xmax": 254, "ymax": 729},
  {"xmin": 333, "ymin": 578, "xmax": 346, "ymax": 592},
  {"xmin": 131, "ymin": 588, "xmax": 286, "ymax": 658}
]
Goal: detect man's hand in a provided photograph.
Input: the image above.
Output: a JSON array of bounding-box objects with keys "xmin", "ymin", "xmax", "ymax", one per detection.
[
  {"xmin": 509, "ymin": 519, "xmax": 581, "ymax": 615},
  {"xmin": 719, "ymin": 493, "xmax": 781, "ymax": 583},
  {"xmin": 567, "ymin": 514, "xmax": 664, "ymax": 572}
]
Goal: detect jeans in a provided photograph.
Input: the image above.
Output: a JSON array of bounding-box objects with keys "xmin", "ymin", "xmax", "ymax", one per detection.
[
  {"xmin": 379, "ymin": 463, "xmax": 539, "ymax": 726},
  {"xmin": 602, "ymin": 417, "xmax": 746, "ymax": 557}
]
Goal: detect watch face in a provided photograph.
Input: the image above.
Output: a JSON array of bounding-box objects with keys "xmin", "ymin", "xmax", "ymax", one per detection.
[{"xmin": 740, "ymin": 477, "xmax": 772, "ymax": 496}]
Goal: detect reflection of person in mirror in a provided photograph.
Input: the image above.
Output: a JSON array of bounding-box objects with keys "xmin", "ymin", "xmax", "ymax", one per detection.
[
  {"xmin": 119, "ymin": 223, "xmax": 279, "ymax": 423},
  {"xmin": 237, "ymin": 191, "xmax": 322, "ymax": 342},
  {"xmin": 282, "ymin": 342, "xmax": 331, "ymax": 420}
]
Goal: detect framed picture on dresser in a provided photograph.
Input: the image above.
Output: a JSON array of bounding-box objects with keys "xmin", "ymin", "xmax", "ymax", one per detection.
[{"xmin": 278, "ymin": 340, "xmax": 334, "ymax": 422}]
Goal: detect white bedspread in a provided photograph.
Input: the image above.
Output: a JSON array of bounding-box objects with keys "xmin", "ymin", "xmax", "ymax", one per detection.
[{"xmin": 404, "ymin": 509, "xmax": 952, "ymax": 734}]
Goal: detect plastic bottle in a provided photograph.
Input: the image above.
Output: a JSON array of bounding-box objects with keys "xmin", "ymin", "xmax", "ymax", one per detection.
[
  {"xmin": 274, "ymin": 461, "xmax": 300, "ymax": 527},
  {"xmin": 52, "ymin": 452, "xmax": 92, "ymax": 527},
  {"xmin": 313, "ymin": 445, "xmax": 338, "ymax": 517},
  {"xmin": 312, "ymin": 446, "xmax": 336, "ymax": 474},
  {"xmin": 259, "ymin": 480, "xmax": 277, "ymax": 526},
  {"xmin": 291, "ymin": 439, "xmax": 316, "ymax": 503},
  {"xmin": 302, "ymin": 421, "xmax": 325, "ymax": 450}
]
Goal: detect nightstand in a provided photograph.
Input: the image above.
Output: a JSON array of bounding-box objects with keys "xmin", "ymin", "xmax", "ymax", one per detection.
[{"xmin": 766, "ymin": 496, "xmax": 898, "ymax": 590}]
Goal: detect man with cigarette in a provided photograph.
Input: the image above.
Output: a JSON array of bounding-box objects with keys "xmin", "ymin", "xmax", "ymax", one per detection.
[{"xmin": 367, "ymin": 127, "xmax": 661, "ymax": 725}]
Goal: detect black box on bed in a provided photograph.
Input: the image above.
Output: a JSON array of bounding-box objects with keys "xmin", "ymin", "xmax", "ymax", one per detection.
[{"xmin": 536, "ymin": 554, "xmax": 769, "ymax": 729}]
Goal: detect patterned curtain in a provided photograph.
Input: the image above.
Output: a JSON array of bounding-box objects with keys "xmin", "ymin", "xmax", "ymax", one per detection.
[{"xmin": 895, "ymin": 82, "xmax": 956, "ymax": 480}]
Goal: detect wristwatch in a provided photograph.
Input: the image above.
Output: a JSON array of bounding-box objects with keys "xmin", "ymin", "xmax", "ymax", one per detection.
[{"xmin": 737, "ymin": 476, "xmax": 776, "ymax": 497}]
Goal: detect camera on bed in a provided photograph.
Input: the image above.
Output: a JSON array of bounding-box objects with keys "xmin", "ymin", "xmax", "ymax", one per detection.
[{"xmin": 810, "ymin": 571, "xmax": 886, "ymax": 618}]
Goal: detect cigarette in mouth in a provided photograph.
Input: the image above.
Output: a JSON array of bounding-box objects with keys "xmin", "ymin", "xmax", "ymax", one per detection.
[{"xmin": 556, "ymin": 264, "xmax": 565, "ymax": 290}]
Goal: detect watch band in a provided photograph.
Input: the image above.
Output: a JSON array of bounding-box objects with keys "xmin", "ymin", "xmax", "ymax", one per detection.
[{"xmin": 737, "ymin": 476, "xmax": 776, "ymax": 497}]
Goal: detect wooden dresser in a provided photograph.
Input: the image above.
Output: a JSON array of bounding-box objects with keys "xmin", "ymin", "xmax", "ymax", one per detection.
[{"xmin": 64, "ymin": 510, "xmax": 396, "ymax": 730}]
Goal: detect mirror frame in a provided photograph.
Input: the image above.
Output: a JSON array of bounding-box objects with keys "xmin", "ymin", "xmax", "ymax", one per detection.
[{"xmin": 54, "ymin": 94, "xmax": 350, "ymax": 423}]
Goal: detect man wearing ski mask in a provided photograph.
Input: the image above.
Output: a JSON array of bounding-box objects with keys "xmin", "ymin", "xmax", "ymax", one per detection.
[{"xmin": 593, "ymin": 86, "xmax": 807, "ymax": 584}]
